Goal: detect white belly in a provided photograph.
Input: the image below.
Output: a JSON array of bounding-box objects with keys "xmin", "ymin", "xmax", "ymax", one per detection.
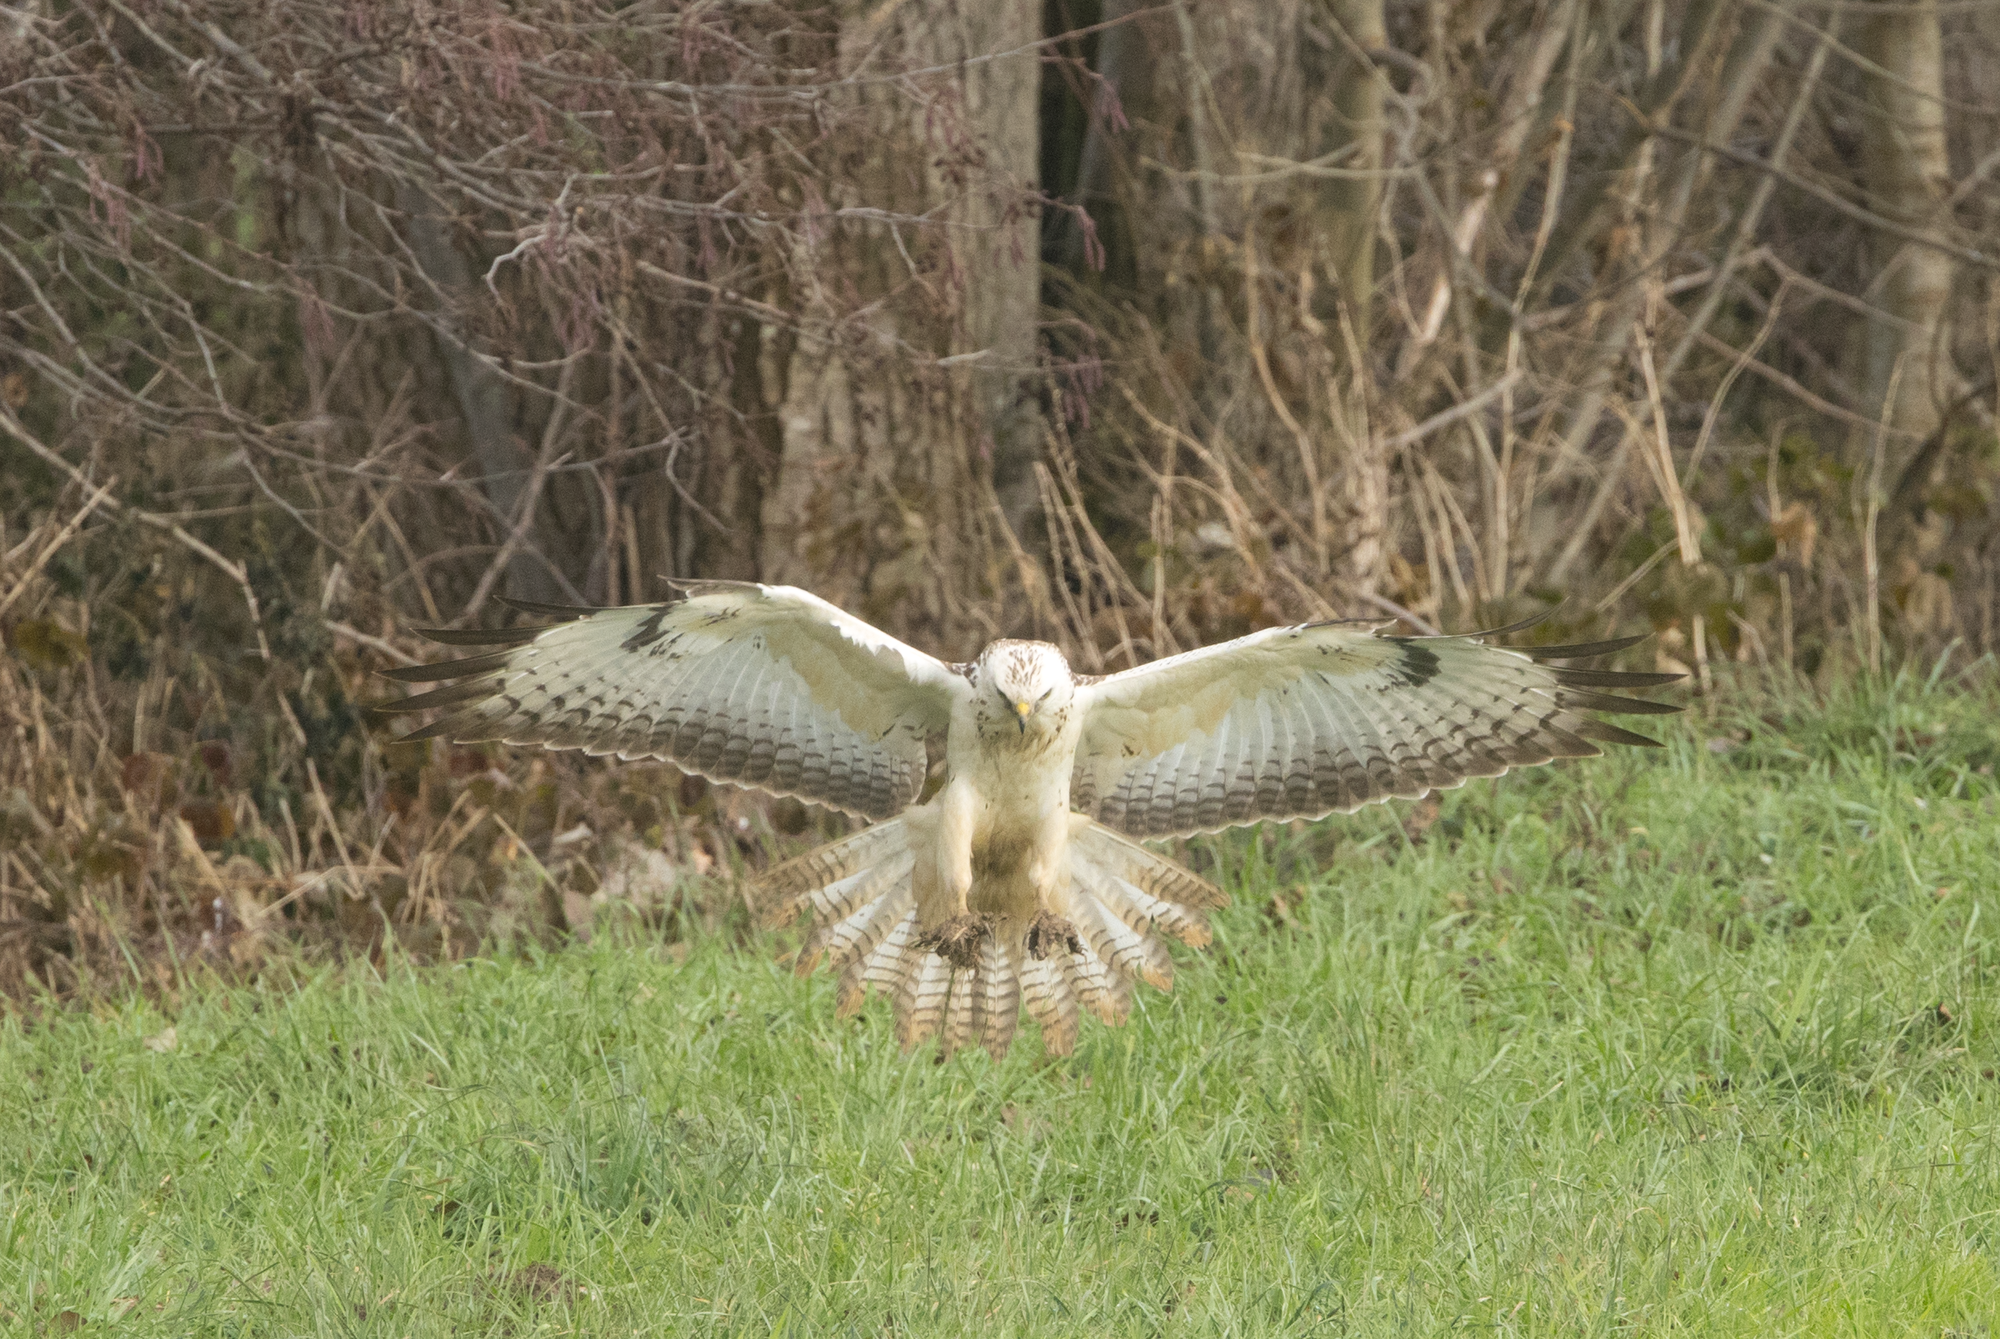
[{"xmin": 930, "ymin": 708, "xmax": 1080, "ymax": 920}]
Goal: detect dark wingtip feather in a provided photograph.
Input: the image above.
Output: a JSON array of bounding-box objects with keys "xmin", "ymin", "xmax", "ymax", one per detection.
[
  {"xmin": 377, "ymin": 650, "xmax": 516, "ymax": 683},
  {"xmin": 385, "ymin": 715, "xmax": 462, "ymax": 744},
  {"xmin": 370, "ymin": 677, "xmax": 504, "ymax": 715},
  {"xmin": 1548, "ymin": 666, "xmax": 1684, "ymax": 689},
  {"xmin": 1524, "ymin": 634, "xmax": 1649, "ymax": 661},
  {"xmin": 1402, "ymin": 607, "xmax": 1559, "ymax": 642},
  {"xmin": 1467, "ymin": 607, "xmax": 1559, "ymax": 639},
  {"xmin": 1557, "ymin": 687, "xmax": 1684, "ymax": 716},
  {"xmin": 496, "ymin": 596, "xmax": 603, "ymax": 619},
  {"xmin": 1528, "ymin": 634, "xmax": 1687, "ymax": 735},
  {"xmin": 1570, "ymin": 719, "xmax": 1667, "ymax": 748},
  {"xmin": 412, "ymin": 625, "xmax": 544, "ymax": 648}
]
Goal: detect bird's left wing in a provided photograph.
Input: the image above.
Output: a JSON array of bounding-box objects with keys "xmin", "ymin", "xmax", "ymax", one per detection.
[
  {"xmin": 1072, "ymin": 620, "xmax": 1680, "ymax": 838},
  {"xmin": 377, "ymin": 581, "xmax": 968, "ymax": 820}
]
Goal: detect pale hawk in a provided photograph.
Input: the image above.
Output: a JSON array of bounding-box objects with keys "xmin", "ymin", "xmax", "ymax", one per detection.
[{"xmin": 380, "ymin": 582, "xmax": 1679, "ymax": 1058}]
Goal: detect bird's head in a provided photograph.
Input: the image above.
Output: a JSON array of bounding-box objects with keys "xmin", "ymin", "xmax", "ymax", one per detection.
[{"xmin": 976, "ymin": 640, "xmax": 1074, "ymax": 736}]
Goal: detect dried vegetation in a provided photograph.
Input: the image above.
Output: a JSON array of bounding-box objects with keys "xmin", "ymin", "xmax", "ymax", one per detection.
[{"xmin": 2, "ymin": 0, "xmax": 1999, "ymax": 997}]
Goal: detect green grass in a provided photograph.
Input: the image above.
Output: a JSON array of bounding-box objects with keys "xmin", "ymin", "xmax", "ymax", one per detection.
[{"xmin": 5, "ymin": 671, "xmax": 2000, "ymax": 1336}]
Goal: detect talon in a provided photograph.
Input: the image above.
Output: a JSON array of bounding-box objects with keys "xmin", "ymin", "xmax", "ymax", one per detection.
[
  {"xmin": 1026, "ymin": 911, "xmax": 1082, "ymax": 960},
  {"xmin": 915, "ymin": 912, "xmax": 992, "ymax": 969}
]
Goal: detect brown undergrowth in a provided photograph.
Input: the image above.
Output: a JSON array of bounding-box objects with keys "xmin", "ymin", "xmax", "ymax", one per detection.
[{"xmin": 0, "ymin": 625, "xmax": 835, "ymax": 1010}]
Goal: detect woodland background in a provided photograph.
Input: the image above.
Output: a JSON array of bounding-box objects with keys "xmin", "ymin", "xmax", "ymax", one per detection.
[{"xmin": 3, "ymin": 0, "xmax": 1998, "ymax": 994}]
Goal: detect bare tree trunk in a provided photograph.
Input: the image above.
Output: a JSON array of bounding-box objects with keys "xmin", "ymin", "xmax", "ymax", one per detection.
[
  {"xmin": 1057, "ymin": 0, "xmax": 1392, "ymax": 608},
  {"xmin": 397, "ymin": 181, "xmax": 571, "ymax": 608},
  {"xmin": 1311, "ymin": 0, "xmax": 1389, "ymax": 597},
  {"xmin": 757, "ymin": 0, "xmax": 1044, "ymax": 650},
  {"xmin": 1857, "ymin": 0, "xmax": 1954, "ymax": 450},
  {"xmin": 1853, "ymin": 0, "xmax": 1957, "ymax": 636},
  {"xmin": 1056, "ymin": 1, "xmax": 1158, "ymax": 284}
]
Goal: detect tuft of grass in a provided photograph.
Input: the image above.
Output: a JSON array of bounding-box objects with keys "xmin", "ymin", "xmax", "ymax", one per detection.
[{"xmin": 4, "ymin": 670, "xmax": 1999, "ymax": 1336}]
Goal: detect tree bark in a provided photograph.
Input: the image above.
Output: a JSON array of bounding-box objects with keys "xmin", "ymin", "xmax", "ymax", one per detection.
[
  {"xmin": 756, "ymin": 0, "xmax": 1045, "ymax": 652},
  {"xmin": 1852, "ymin": 0, "xmax": 1956, "ymax": 636},
  {"xmin": 1857, "ymin": 0, "xmax": 1954, "ymax": 451},
  {"xmin": 397, "ymin": 181, "xmax": 573, "ymax": 608},
  {"xmin": 1057, "ymin": 0, "xmax": 1393, "ymax": 607},
  {"xmin": 1308, "ymin": 0, "xmax": 1389, "ymax": 595}
]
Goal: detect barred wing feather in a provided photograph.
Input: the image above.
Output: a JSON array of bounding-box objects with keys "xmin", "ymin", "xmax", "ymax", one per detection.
[
  {"xmin": 377, "ymin": 581, "xmax": 967, "ymax": 820},
  {"xmin": 1072, "ymin": 622, "xmax": 1679, "ymax": 838}
]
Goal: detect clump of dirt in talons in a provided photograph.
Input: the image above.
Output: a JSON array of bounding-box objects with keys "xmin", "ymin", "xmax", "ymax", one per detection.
[
  {"xmin": 916, "ymin": 913, "xmax": 996, "ymax": 968},
  {"xmin": 1025, "ymin": 911, "xmax": 1082, "ymax": 960}
]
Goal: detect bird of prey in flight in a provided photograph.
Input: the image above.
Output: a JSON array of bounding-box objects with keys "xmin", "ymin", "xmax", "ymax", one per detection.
[{"xmin": 381, "ymin": 582, "xmax": 1678, "ymax": 1058}]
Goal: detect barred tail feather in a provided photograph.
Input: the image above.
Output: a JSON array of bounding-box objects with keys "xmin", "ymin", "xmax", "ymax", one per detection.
[
  {"xmin": 1069, "ymin": 939, "xmax": 1132, "ymax": 1025},
  {"xmin": 1020, "ymin": 949, "xmax": 1080, "ymax": 1055},
  {"xmin": 798, "ymin": 858, "xmax": 914, "ymax": 975},
  {"xmin": 838, "ymin": 909, "xmax": 918, "ymax": 1017},
  {"xmin": 766, "ymin": 812, "xmax": 1229, "ymax": 1059},
  {"xmin": 1068, "ymin": 817, "xmax": 1228, "ymax": 910},
  {"xmin": 974, "ymin": 936, "xmax": 1021, "ymax": 1058},
  {"xmin": 942, "ymin": 967, "xmax": 978, "ymax": 1058},
  {"xmin": 758, "ymin": 819, "xmax": 914, "ymax": 926},
  {"xmin": 758, "ymin": 820, "xmax": 921, "ymax": 1014},
  {"xmin": 794, "ymin": 854, "xmax": 914, "ymax": 929},
  {"xmin": 896, "ymin": 951, "xmax": 952, "ymax": 1050},
  {"xmin": 1068, "ymin": 887, "xmax": 1174, "ymax": 991},
  {"xmin": 1087, "ymin": 864, "xmax": 1212, "ymax": 948}
]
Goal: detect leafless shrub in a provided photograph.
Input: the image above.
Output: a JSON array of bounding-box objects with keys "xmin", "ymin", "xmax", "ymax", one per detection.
[
  {"xmin": 1042, "ymin": 0, "xmax": 1999, "ymax": 685},
  {"xmin": 3, "ymin": 0, "xmax": 1999, "ymax": 995}
]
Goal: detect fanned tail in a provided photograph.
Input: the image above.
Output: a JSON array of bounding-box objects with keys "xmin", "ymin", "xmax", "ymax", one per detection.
[
  {"xmin": 753, "ymin": 812, "xmax": 1228, "ymax": 1059},
  {"xmin": 759, "ymin": 822, "xmax": 915, "ymax": 926},
  {"xmin": 758, "ymin": 816, "xmax": 930, "ymax": 1028},
  {"xmin": 1038, "ymin": 815, "xmax": 1227, "ymax": 1047}
]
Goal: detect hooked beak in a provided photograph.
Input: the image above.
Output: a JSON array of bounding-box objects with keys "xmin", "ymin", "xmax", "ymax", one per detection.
[{"xmin": 1014, "ymin": 699, "xmax": 1032, "ymax": 733}]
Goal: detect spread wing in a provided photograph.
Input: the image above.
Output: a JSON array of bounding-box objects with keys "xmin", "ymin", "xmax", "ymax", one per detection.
[
  {"xmin": 1071, "ymin": 621, "xmax": 1680, "ymax": 838},
  {"xmin": 376, "ymin": 581, "xmax": 969, "ymax": 820}
]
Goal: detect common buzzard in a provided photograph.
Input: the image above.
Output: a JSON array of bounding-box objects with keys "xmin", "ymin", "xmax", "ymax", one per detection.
[{"xmin": 381, "ymin": 582, "xmax": 1678, "ymax": 1058}]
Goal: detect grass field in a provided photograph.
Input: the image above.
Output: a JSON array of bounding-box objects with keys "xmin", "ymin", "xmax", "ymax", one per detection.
[{"xmin": 4, "ymin": 670, "xmax": 1999, "ymax": 1336}]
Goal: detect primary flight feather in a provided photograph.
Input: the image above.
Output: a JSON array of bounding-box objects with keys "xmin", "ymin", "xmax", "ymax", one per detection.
[{"xmin": 382, "ymin": 581, "xmax": 1680, "ymax": 1058}]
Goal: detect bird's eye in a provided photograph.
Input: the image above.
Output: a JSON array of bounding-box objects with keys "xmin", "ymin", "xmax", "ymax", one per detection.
[{"xmin": 1038, "ymin": 688, "xmax": 1053, "ymax": 703}]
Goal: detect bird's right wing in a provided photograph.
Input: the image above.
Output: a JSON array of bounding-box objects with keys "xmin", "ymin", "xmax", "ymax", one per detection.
[
  {"xmin": 1072, "ymin": 619, "xmax": 1680, "ymax": 837},
  {"xmin": 377, "ymin": 581, "xmax": 969, "ymax": 820}
]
